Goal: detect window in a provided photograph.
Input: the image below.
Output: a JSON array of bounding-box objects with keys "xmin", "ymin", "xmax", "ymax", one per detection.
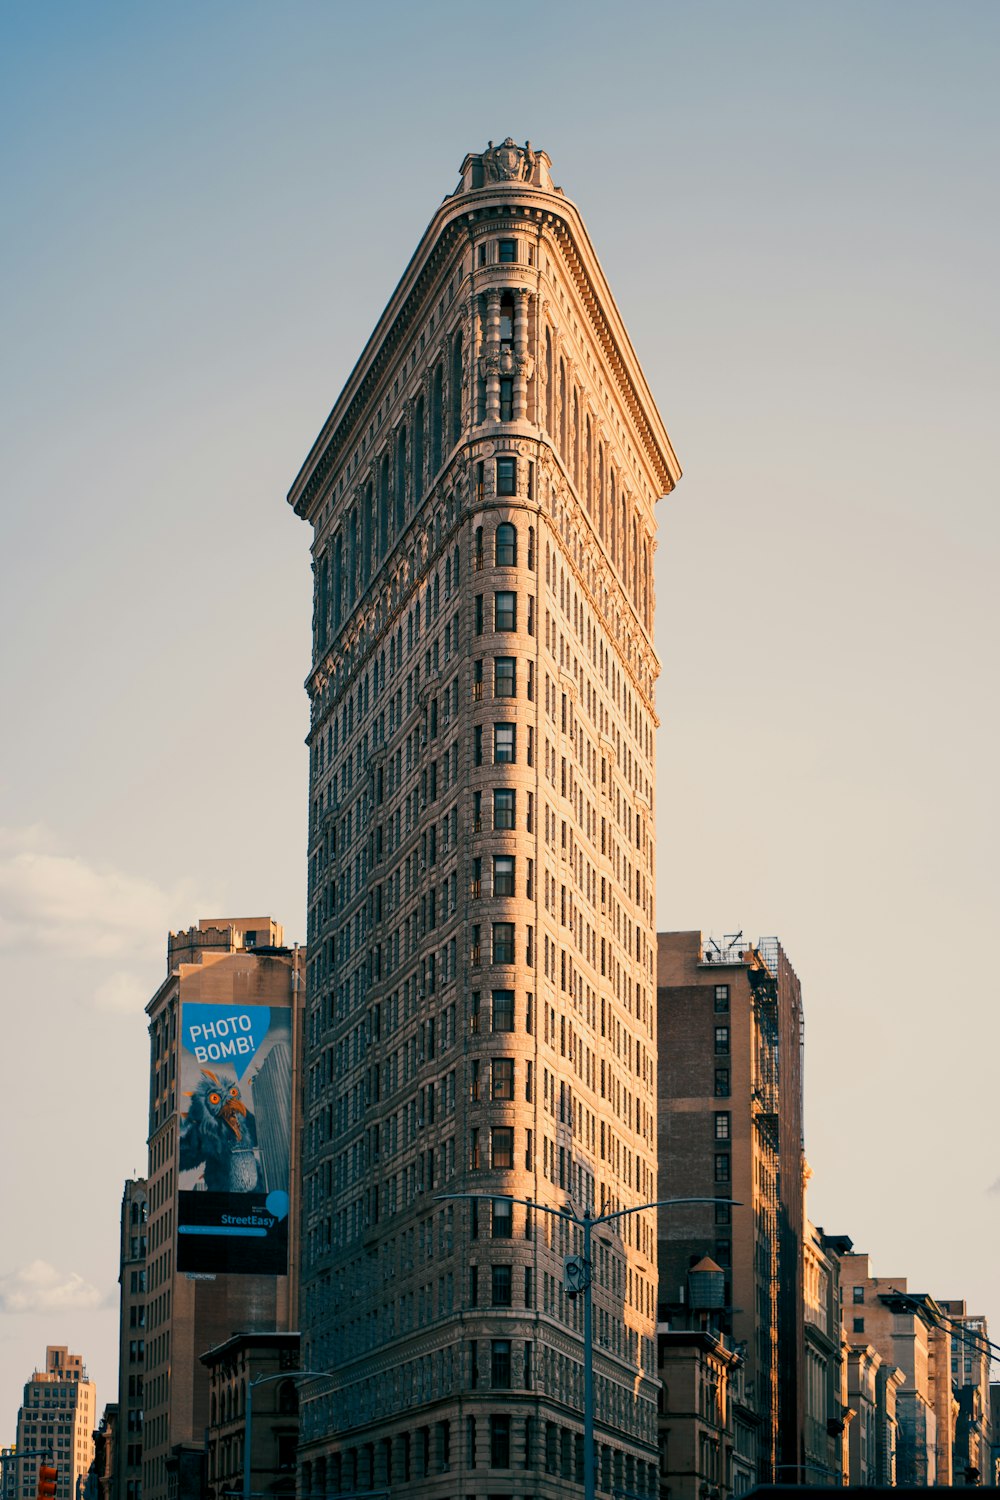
[
  {"xmin": 852, "ymin": 1286, "xmax": 865, "ymax": 1304},
  {"xmin": 714, "ymin": 1200, "xmax": 731, "ymax": 1224},
  {"xmin": 714, "ymin": 984, "xmax": 730, "ymax": 1012},
  {"xmin": 490, "ymin": 1414, "xmax": 511, "ymax": 1468},
  {"xmin": 491, "ymin": 1340, "xmax": 512, "ymax": 1388},
  {"xmin": 491, "ymin": 1126, "xmax": 514, "ymax": 1169},
  {"xmin": 474, "ymin": 790, "xmax": 483, "ymax": 831},
  {"xmin": 493, "ymin": 788, "xmax": 515, "ymax": 830},
  {"xmin": 492, "ymin": 1197, "xmax": 513, "ymax": 1238},
  {"xmin": 493, "ymin": 855, "xmax": 515, "ymax": 896},
  {"xmin": 492, "ymin": 926, "xmax": 515, "ymax": 966},
  {"xmin": 714, "ymin": 1068, "xmax": 730, "ymax": 1097},
  {"xmin": 853, "ymin": 1317, "xmax": 865, "ymax": 1334},
  {"xmin": 492, "ymin": 988, "xmax": 515, "ymax": 1028},
  {"xmin": 470, "ymin": 1128, "xmax": 481, "ymax": 1170},
  {"xmin": 471, "ymin": 857, "xmax": 482, "ymax": 898},
  {"xmin": 714, "ymin": 1026, "xmax": 730, "ymax": 1054},
  {"xmin": 492, "ymin": 1058, "xmax": 514, "ymax": 1100},
  {"xmin": 495, "ymin": 523, "xmax": 517, "ymax": 567},
  {"xmin": 495, "ymin": 592, "xmax": 516, "ymax": 631},
  {"xmin": 714, "ymin": 1112, "xmax": 730, "ymax": 1140},
  {"xmin": 714, "ymin": 1153, "xmax": 730, "ymax": 1183},
  {"xmin": 497, "ymin": 458, "xmax": 516, "ymax": 496},
  {"xmin": 474, "ymin": 726, "xmax": 483, "ymax": 766},
  {"xmin": 494, "ymin": 656, "xmax": 516, "ymax": 696},
  {"xmin": 475, "ymin": 594, "xmax": 483, "ymax": 633},
  {"xmin": 492, "ymin": 1264, "xmax": 513, "ymax": 1306},
  {"xmin": 499, "ymin": 378, "xmax": 513, "ymax": 422},
  {"xmin": 473, "ymin": 659, "xmax": 483, "ymax": 699},
  {"xmin": 494, "ymin": 724, "xmax": 515, "ymax": 763},
  {"xmin": 498, "ymin": 239, "xmax": 517, "ymax": 263}
]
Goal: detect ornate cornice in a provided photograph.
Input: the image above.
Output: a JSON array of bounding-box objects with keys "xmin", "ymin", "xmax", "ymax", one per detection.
[{"xmin": 287, "ymin": 157, "xmax": 681, "ymax": 525}]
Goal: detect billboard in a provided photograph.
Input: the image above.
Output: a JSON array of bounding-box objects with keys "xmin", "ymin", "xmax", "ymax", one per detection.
[{"xmin": 177, "ymin": 1002, "xmax": 292, "ymax": 1274}]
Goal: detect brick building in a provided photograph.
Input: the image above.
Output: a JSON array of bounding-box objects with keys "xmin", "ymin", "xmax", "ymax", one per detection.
[
  {"xmin": 142, "ymin": 918, "xmax": 304, "ymax": 1500},
  {"xmin": 656, "ymin": 932, "xmax": 805, "ymax": 1486}
]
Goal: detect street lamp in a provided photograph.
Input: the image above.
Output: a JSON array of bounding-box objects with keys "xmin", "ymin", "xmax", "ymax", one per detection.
[
  {"xmin": 436, "ymin": 1192, "xmax": 740, "ymax": 1500},
  {"xmin": 242, "ymin": 1368, "xmax": 334, "ymax": 1500}
]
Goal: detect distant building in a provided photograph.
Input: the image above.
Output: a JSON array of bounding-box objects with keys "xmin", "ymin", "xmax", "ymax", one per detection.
[
  {"xmin": 1, "ymin": 1450, "xmax": 16, "ymax": 1500},
  {"xmin": 200, "ymin": 1332, "xmax": 301, "ymax": 1500},
  {"xmin": 802, "ymin": 1217, "xmax": 852, "ymax": 1485},
  {"xmin": 14, "ymin": 1348, "xmax": 96, "ymax": 1500},
  {"xmin": 656, "ymin": 1308, "xmax": 743, "ymax": 1500},
  {"xmin": 841, "ymin": 1254, "xmax": 953, "ymax": 1485},
  {"xmin": 940, "ymin": 1300, "xmax": 992, "ymax": 1485},
  {"xmin": 89, "ymin": 1407, "xmax": 117, "ymax": 1500},
  {"xmin": 142, "ymin": 918, "xmax": 304, "ymax": 1500},
  {"xmin": 990, "ymin": 1384, "xmax": 1000, "ymax": 1486},
  {"xmin": 115, "ymin": 1178, "xmax": 146, "ymax": 1500},
  {"xmin": 656, "ymin": 932, "xmax": 805, "ymax": 1485}
]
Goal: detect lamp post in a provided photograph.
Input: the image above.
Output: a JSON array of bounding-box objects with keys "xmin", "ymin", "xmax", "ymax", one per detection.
[
  {"xmin": 242, "ymin": 1368, "xmax": 333, "ymax": 1500},
  {"xmin": 437, "ymin": 1192, "xmax": 740, "ymax": 1500}
]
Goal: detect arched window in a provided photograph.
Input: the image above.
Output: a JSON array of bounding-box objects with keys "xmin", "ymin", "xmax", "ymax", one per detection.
[
  {"xmin": 413, "ymin": 396, "xmax": 425, "ymax": 506},
  {"xmin": 451, "ymin": 331, "xmax": 463, "ymax": 444},
  {"xmin": 362, "ymin": 482, "xmax": 373, "ymax": 583},
  {"xmin": 431, "ymin": 363, "xmax": 444, "ymax": 473},
  {"xmin": 378, "ymin": 454, "xmax": 390, "ymax": 559},
  {"xmin": 609, "ymin": 472, "xmax": 617, "ymax": 561},
  {"xmin": 643, "ymin": 538, "xmax": 650, "ymax": 627},
  {"xmin": 277, "ymin": 1381, "xmax": 298, "ymax": 1416},
  {"xmin": 348, "ymin": 508, "xmax": 358, "ymax": 606},
  {"xmin": 559, "ymin": 359, "xmax": 568, "ymax": 460},
  {"xmin": 545, "ymin": 329, "xmax": 554, "ymax": 435},
  {"xmin": 495, "ymin": 523, "xmax": 517, "ymax": 568},
  {"xmin": 572, "ymin": 390, "xmax": 580, "ymax": 489},
  {"xmin": 316, "ymin": 551, "xmax": 328, "ymax": 651},
  {"xmin": 597, "ymin": 445, "xmax": 606, "ymax": 541},
  {"xmin": 620, "ymin": 495, "xmax": 627, "ymax": 575},
  {"xmin": 585, "ymin": 415, "xmax": 593, "ymax": 514},
  {"xmin": 333, "ymin": 532, "xmax": 343, "ymax": 631},
  {"xmin": 395, "ymin": 426, "xmax": 407, "ymax": 531}
]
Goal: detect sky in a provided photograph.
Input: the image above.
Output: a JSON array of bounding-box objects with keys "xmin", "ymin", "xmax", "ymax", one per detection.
[{"xmin": 1, "ymin": 0, "xmax": 998, "ymax": 1435}]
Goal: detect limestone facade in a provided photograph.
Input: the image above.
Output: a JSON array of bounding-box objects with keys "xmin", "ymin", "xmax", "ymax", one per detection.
[
  {"xmin": 840, "ymin": 1254, "xmax": 953, "ymax": 1486},
  {"xmin": 290, "ymin": 139, "xmax": 680, "ymax": 1499},
  {"xmin": 801, "ymin": 1219, "xmax": 851, "ymax": 1485}
]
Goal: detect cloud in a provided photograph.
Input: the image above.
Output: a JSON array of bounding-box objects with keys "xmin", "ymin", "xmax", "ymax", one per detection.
[
  {"xmin": 0, "ymin": 1261, "xmax": 104, "ymax": 1315},
  {"xmin": 0, "ymin": 825, "xmax": 209, "ymax": 963},
  {"xmin": 94, "ymin": 970, "xmax": 152, "ymax": 1014}
]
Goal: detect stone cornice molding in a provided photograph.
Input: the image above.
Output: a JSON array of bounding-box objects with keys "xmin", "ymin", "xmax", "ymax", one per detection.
[{"xmin": 288, "ymin": 161, "xmax": 680, "ymax": 522}]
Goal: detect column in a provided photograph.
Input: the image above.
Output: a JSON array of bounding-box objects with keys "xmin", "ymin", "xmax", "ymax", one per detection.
[
  {"xmin": 485, "ymin": 288, "xmax": 502, "ymax": 423},
  {"xmin": 514, "ymin": 288, "xmax": 530, "ymax": 421}
]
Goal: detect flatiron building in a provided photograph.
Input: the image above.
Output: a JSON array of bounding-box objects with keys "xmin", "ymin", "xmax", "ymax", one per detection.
[{"xmin": 291, "ymin": 138, "xmax": 680, "ymax": 1499}]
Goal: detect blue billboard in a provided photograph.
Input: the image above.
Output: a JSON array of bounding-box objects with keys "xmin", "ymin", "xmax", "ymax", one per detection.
[{"xmin": 177, "ymin": 1002, "xmax": 292, "ymax": 1275}]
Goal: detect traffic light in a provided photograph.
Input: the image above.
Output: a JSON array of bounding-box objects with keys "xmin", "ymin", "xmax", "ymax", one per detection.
[{"xmin": 37, "ymin": 1463, "xmax": 57, "ymax": 1500}]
